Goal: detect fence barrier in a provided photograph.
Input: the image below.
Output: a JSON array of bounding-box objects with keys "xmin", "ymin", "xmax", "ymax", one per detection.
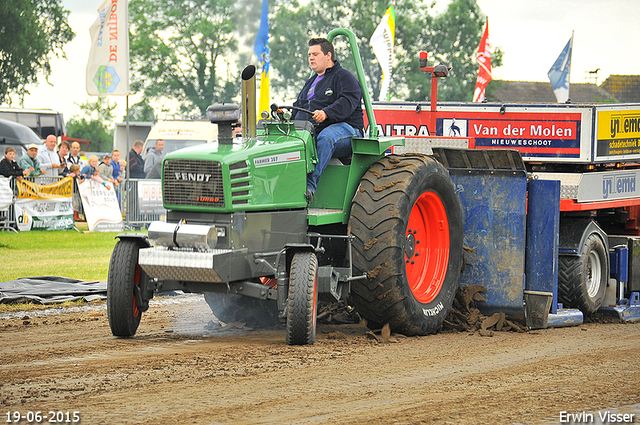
[{"xmin": 1, "ymin": 176, "xmax": 166, "ymax": 231}]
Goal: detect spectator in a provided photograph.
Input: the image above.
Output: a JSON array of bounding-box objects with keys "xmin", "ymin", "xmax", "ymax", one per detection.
[
  {"xmin": 118, "ymin": 159, "xmax": 127, "ymax": 179},
  {"xmin": 37, "ymin": 134, "xmax": 62, "ymax": 178},
  {"xmin": 110, "ymin": 150, "xmax": 123, "ymax": 184},
  {"xmin": 146, "ymin": 160, "xmax": 162, "ymax": 179},
  {"xmin": 57, "ymin": 141, "xmax": 71, "ymax": 177},
  {"xmin": 67, "ymin": 141, "xmax": 85, "ymax": 167},
  {"xmin": 128, "ymin": 140, "xmax": 146, "ymax": 178},
  {"xmin": 144, "ymin": 139, "xmax": 164, "ymax": 175},
  {"xmin": 0, "ymin": 147, "xmax": 29, "ymax": 181},
  {"xmin": 67, "ymin": 164, "xmax": 83, "ymax": 221},
  {"xmin": 18, "ymin": 144, "xmax": 45, "ymax": 177},
  {"xmin": 80, "ymin": 156, "xmax": 111, "ymax": 190},
  {"xmin": 98, "ymin": 153, "xmax": 117, "ymax": 188},
  {"xmin": 67, "ymin": 164, "xmax": 81, "ymax": 178}
]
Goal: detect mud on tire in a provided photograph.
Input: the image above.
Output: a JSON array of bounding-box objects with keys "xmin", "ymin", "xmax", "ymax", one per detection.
[{"xmin": 349, "ymin": 154, "xmax": 464, "ymax": 336}]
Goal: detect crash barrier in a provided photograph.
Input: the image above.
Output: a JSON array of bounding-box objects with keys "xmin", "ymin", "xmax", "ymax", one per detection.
[
  {"xmin": 0, "ymin": 176, "xmax": 166, "ymax": 231},
  {"xmin": 119, "ymin": 179, "xmax": 165, "ymax": 228}
]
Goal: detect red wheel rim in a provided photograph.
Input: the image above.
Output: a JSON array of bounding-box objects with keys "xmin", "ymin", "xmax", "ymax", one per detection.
[
  {"xmin": 405, "ymin": 191, "xmax": 450, "ymax": 304},
  {"xmin": 133, "ymin": 264, "xmax": 141, "ymax": 318}
]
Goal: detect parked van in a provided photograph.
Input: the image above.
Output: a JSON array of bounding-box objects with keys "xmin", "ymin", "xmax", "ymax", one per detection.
[
  {"xmin": 142, "ymin": 120, "xmax": 218, "ymax": 156},
  {"xmin": 0, "ymin": 118, "xmax": 43, "ymax": 161}
]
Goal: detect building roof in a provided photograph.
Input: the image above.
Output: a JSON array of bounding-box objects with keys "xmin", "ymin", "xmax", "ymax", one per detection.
[
  {"xmin": 488, "ymin": 80, "xmax": 617, "ymax": 104},
  {"xmin": 600, "ymin": 75, "xmax": 640, "ymax": 103}
]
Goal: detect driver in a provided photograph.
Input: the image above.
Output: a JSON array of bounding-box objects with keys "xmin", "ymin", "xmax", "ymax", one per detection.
[{"xmin": 292, "ymin": 37, "xmax": 364, "ymax": 204}]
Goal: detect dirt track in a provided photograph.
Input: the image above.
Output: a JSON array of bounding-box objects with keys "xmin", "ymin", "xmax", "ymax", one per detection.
[{"xmin": 1, "ymin": 294, "xmax": 639, "ymax": 425}]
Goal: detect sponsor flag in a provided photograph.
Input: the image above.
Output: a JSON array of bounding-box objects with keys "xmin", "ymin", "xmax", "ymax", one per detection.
[
  {"xmin": 472, "ymin": 18, "xmax": 491, "ymax": 103},
  {"xmin": 370, "ymin": 6, "xmax": 396, "ymax": 101},
  {"xmin": 254, "ymin": 0, "xmax": 270, "ymax": 116},
  {"xmin": 86, "ymin": 0, "xmax": 130, "ymax": 96},
  {"xmin": 548, "ymin": 32, "xmax": 574, "ymax": 103}
]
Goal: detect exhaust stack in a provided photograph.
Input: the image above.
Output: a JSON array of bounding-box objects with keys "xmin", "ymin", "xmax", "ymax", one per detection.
[{"xmin": 241, "ymin": 65, "xmax": 257, "ymax": 139}]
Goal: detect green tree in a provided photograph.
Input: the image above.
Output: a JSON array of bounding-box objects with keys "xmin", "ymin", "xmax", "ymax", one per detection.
[
  {"xmin": 268, "ymin": 0, "xmax": 501, "ymax": 102},
  {"xmin": 128, "ymin": 0, "xmax": 238, "ymax": 116},
  {"xmin": 66, "ymin": 98, "xmax": 116, "ymax": 152},
  {"xmin": 0, "ymin": 0, "xmax": 75, "ymax": 103},
  {"xmin": 126, "ymin": 100, "xmax": 156, "ymax": 122}
]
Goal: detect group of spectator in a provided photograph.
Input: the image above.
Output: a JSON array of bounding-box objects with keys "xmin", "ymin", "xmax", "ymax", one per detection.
[
  {"xmin": 127, "ymin": 139, "xmax": 164, "ymax": 179},
  {"xmin": 1, "ymin": 136, "xmax": 165, "ymax": 187},
  {"xmin": 0, "ymin": 135, "xmax": 127, "ymax": 190}
]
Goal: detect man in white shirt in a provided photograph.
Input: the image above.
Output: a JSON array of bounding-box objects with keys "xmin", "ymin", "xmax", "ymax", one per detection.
[
  {"xmin": 67, "ymin": 141, "xmax": 85, "ymax": 167},
  {"xmin": 37, "ymin": 134, "xmax": 61, "ymax": 180}
]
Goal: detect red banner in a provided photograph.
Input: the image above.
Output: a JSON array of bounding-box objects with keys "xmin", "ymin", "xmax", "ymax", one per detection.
[{"xmin": 473, "ymin": 19, "xmax": 491, "ymax": 103}]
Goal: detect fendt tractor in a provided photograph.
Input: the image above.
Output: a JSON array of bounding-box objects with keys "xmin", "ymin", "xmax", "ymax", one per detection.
[
  {"xmin": 107, "ymin": 28, "xmax": 464, "ymax": 345},
  {"xmin": 107, "ymin": 28, "xmax": 640, "ymax": 345}
]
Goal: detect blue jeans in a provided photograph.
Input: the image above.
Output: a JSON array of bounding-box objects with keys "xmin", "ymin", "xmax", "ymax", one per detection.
[{"xmin": 307, "ymin": 123, "xmax": 360, "ymax": 192}]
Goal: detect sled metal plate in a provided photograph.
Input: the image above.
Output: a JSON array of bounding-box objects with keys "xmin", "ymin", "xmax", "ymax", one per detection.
[
  {"xmin": 525, "ymin": 179, "xmax": 560, "ymax": 314},
  {"xmin": 449, "ymin": 167, "xmax": 527, "ymax": 318},
  {"xmin": 138, "ymin": 247, "xmax": 234, "ymax": 283}
]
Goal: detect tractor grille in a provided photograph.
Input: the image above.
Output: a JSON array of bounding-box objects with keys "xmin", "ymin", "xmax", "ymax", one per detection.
[{"xmin": 163, "ymin": 159, "xmax": 225, "ymax": 208}]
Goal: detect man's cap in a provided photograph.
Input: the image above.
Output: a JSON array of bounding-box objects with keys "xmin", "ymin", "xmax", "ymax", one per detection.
[
  {"xmin": 102, "ymin": 153, "xmax": 111, "ymax": 160},
  {"xmin": 27, "ymin": 143, "xmax": 39, "ymax": 150}
]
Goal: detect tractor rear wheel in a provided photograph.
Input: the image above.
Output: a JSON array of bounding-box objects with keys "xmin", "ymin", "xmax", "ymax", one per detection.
[
  {"xmin": 286, "ymin": 251, "xmax": 319, "ymax": 345},
  {"xmin": 107, "ymin": 239, "xmax": 146, "ymax": 337},
  {"xmin": 558, "ymin": 233, "xmax": 608, "ymax": 315},
  {"xmin": 349, "ymin": 154, "xmax": 464, "ymax": 335}
]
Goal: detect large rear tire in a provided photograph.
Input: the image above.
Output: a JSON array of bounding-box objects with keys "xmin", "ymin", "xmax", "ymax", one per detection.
[
  {"xmin": 349, "ymin": 154, "xmax": 464, "ymax": 335},
  {"xmin": 558, "ymin": 233, "xmax": 608, "ymax": 315},
  {"xmin": 203, "ymin": 292, "xmax": 281, "ymax": 327},
  {"xmin": 107, "ymin": 239, "xmax": 146, "ymax": 337},
  {"xmin": 286, "ymin": 251, "xmax": 318, "ymax": 345}
]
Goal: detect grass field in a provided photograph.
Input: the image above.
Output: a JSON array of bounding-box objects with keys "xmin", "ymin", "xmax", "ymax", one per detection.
[{"xmin": 0, "ymin": 225, "xmax": 143, "ymax": 282}]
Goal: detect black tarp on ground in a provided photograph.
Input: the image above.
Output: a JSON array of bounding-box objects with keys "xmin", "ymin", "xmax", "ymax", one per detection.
[{"xmin": 0, "ymin": 276, "xmax": 107, "ymax": 304}]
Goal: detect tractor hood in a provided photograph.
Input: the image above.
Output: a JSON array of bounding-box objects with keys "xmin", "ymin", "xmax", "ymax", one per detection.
[{"xmin": 161, "ymin": 125, "xmax": 314, "ymax": 213}]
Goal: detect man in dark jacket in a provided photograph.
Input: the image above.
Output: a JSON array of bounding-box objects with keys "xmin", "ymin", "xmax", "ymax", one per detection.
[
  {"xmin": 128, "ymin": 140, "xmax": 146, "ymax": 179},
  {"xmin": 0, "ymin": 147, "xmax": 28, "ymax": 181},
  {"xmin": 292, "ymin": 37, "xmax": 364, "ymax": 203}
]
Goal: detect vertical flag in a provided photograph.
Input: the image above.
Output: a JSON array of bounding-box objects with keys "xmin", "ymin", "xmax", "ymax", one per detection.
[
  {"xmin": 472, "ymin": 18, "xmax": 491, "ymax": 103},
  {"xmin": 254, "ymin": 0, "xmax": 270, "ymax": 116},
  {"xmin": 548, "ymin": 32, "xmax": 574, "ymax": 103},
  {"xmin": 370, "ymin": 6, "xmax": 396, "ymax": 101},
  {"xmin": 86, "ymin": 0, "xmax": 130, "ymax": 96}
]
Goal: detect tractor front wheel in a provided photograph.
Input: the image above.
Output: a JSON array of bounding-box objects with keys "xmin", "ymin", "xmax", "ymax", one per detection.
[
  {"xmin": 107, "ymin": 239, "xmax": 147, "ymax": 337},
  {"xmin": 349, "ymin": 154, "xmax": 464, "ymax": 336},
  {"xmin": 286, "ymin": 251, "xmax": 319, "ymax": 345}
]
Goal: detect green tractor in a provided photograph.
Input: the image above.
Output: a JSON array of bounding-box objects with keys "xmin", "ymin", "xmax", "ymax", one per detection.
[{"xmin": 107, "ymin": 28, "xmax": 464, "ymax": 345}]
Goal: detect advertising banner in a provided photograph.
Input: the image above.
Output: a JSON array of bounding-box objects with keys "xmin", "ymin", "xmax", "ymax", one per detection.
[
  {"xmin": 86, "ymin": 0, "xmax": 130, "ymax": 96},
  {"xmin": 14, "ymin": 178, "xmax": 74, "ymax": 231},
  {"xmin": 137, "ymin": 180, "xmax": 164, "ymax": 214},
  {"xmin": 596, "ymin": 108, "xmax": 640, "ymax": 159},
  {"xmin": 78, "ymin": 180, "xmax": 123, "ymax": 232}
]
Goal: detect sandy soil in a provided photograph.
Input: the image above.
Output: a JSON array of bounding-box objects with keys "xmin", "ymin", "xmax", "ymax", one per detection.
[{"xmin": 1, "ymin": 294, "xmax": 639, "ymax": 425}]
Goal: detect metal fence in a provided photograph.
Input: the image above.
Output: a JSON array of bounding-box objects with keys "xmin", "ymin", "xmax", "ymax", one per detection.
[{"xmin": 1, "ymin": 176, "xmax": 165, "ymax": 231}]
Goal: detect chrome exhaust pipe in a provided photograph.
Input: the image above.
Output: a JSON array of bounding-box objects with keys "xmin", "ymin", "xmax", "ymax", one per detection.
[{"xmin": 241, "ymin": 65, "xmax": 257, "ymax": 139}]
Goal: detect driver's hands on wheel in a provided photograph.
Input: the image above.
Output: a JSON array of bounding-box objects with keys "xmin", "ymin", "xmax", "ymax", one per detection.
[{"xmin": 312, "ymin": 110, "xmax": 327, "ymax": 123}]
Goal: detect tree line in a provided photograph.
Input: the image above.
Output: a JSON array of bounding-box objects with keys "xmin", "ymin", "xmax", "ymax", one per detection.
[{"xmin": 1, "ymin": 0, "xmax": 501, "ymax": 147}]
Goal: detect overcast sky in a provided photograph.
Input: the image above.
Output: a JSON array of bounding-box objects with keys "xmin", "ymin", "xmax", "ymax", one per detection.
[{"xmin": 8, "ymin": 0, "xmax": 640, "ymax": 123}]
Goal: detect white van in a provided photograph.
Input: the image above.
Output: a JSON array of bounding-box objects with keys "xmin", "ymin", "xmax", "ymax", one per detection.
[{"xmin": 143, "ymin": 120, "xmax": 218, "ymax": 156}]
